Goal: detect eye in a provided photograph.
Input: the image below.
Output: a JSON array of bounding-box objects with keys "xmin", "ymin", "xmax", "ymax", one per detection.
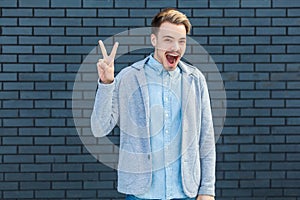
[
  {"xmin": 179, "ymin": 40, "xmax": 186, "ymax": 44},
  {"xmin": 164, "ymin": 38, "xmax": 172, "ymax": 42}
]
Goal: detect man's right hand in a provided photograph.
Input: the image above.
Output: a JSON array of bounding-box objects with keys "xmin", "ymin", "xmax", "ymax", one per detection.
[{"xmin": 97, "ymin": 40, "xmax": 119, "ymax": 84}]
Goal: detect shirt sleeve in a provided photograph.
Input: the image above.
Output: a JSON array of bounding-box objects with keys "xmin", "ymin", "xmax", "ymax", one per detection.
[{"xmin": 198, "ymin": 77, "xmax": 216, "ymax": 197}]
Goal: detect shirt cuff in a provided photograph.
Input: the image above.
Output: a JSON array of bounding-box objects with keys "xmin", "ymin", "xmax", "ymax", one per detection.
[{"xmin": 198, "ymin": 186, "xmax": 215, "ymax": 197}]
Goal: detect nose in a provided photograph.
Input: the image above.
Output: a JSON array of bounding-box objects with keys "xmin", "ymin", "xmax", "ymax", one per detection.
[{"xmin": 171, "ymin": 42, "xmax": 180, "ymax": 51}]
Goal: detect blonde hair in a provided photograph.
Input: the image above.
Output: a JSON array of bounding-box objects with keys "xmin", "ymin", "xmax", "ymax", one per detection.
[{"xmin": 151, "ymin": 8, "xmax": 192, "ymax": 35}]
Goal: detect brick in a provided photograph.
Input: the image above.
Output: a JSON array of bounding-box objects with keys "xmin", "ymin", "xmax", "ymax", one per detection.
[
  {"xmin": 225, "ymin": 27, "xmax": 254, "ymax": 35},
  {"xmin": 66, "ymin": 46, "xmax": 94, "ymax": 54},
  {"xmin": 225, "ymin": 117, "xmax": 254, "ymax": 126},
  {"xmin": 3, "ymin": 100, "xmax": 33, "ymax": 108},
  {"xmin": 273, "ymin": 0, "xmax": 300, "ymax": 7},
  {"xmin": 0, "ymin": 36, "xmax": 17, "ymax": 44},
  {"xmin": 225, "ymin": 9, "xmax": 254, "ymax": 17},
  {"xmin": 209, "ymin": 36, "xmax": 239, "ymax": 44},
  {"xmin": 272, "ymin": 19, "xmax": 300, "ymax": 26},
  {"xmin": 225, "ymin": 153, "xmax": 254, "ymax": 161},
  {"xmin": 225, "ymin": 82, "xmax": 254, "ymax": 90},
  {"xmin": 3, "ymin": 191, "xmax": 33, "ymax": 199},
  {"xmin": 2, "ymin": 27, "xmax": 32, "ymax": 35},
  {"xmin": 2, "ymin": 8, "xmax": 32, "ymax": 16},
  {"xmin": 255, "ymin": 64, "xmax": 285, "ymax": 72},
  {"xmin": 34, "ymin": 45, "xmax": 64, "ymax": 54},
  {"xmin": 240, "ymin": 127, "xmax": 270, "ymax": 134},
  {"xmin": 255, "ymin": 45, "xmax": 285, "ymax": 53},
  {"xmin": 0, "ymin": 91, "xmax": 18, "ymax": 99},
  {"xmin": 222, "ymin": 189, "xmax": 252, "ymax": 197},
  {"xmin": 273, "ymin": 36, "xmax": 300, "ymax": 44},
  {"xmin": 255, "ymin": 118, "xmax": 285, "ymax": 125},
  {"xmin": 3, "ymin": 64, "xmax": 33, "ymax": 73},
  {"xmin": 67, "ymin": 190, "xmax": 96, "ymax": 198},
  {"xmin": 0, "ymin": 110, "xmax": 18, "ymax": 117},
  {"xmin": 34, "ymin": 9, "xmax": 64, "ymax": 16},
  {"xmin": 3, "ymin": 119, "xmax": 34, "ymax": 127},
  {"xmin": 178, "ymin": 0, "xmax": 208, "ymax": 8},
  {"xmin": 51, "ymin": 55, "xmax": 82, "ymax": 63},
  {"xmin": 52, "ymin": 182, "xmax": 82, "ymax": 189},
  {"xmin": 83, "ymin": 0, "xmax": 113, "ymax": 8},
  {"xmin": 36, "ymin": 155, "xmax": 66, "ymax": 163},
  {"xmin": 288, "ymin": 9, "xmax": 300, "ymax": 16},
  {"xmin": 256, "ymin": 27, "xmax": 286, "ymax": 35},
  {"xmin": 19, "ymin": 36, "xmax": 49, "ymax": 44},
  {"xmin": 67, "ymin": 27, "xmax": 96, "ymax": 36},
  {"xmin": 286, "ymin": 118, "xmax": 300, "ymax": 125},
  {"xmin": 240, "ymin": 144, "xmax": 270, "ymax": 152},
  {"xmin": 241, "ymin": 55, "xmax": 270, "ymax": 63},
  {"xmin": 35, "ymin": 118, "xmax": 65, "ymax": 127},
  {"xmin": 240, "ymin": 180, "xmax": 270, "ymax": 188},
  {"xmin": 287, "ymin": 82, "xmax": 300, "ymax": 90},
  {"xmin": 0, "ymin": 55, "xmax": 17, "ymax": 63},
  {"xmin": 192, "ymin": 9, "xmax": 222, "ymax": 17},
  {"xmin": 241, "ymin": 162, "xmax": 270, "ymax": 170},
  {"xmin": 241, "ymin": 18, "xmax": 271, "ymax": 26},
  {"xmin": 51, "ymin": 0, "xmax": 81, "ymax": 7},
  {"xmin": 98, "ymin": 9, "xmax": 129, "ymax": 17},
  {"xmin": 209, "ymin": 0, "xmax": 239, "ymax": 8},
  {"xmin": 34, "ymin": 27, "xmax": 64, "ymax": 36},
  {"xmin": 256, "ymin": 9, "xmax": 286, "ymax": 16},
  {"xmin": 241, "ymin": 36, "xmax": 270, "ymax": 44},
  {"xmin": 0, "ymin": 18, "xmax": 17, "ymax": 26},
  {"xmin": 0, "ymin": 146, "xmax": 17, "ymax": 154},
  {"xmin": 20, "ymin": 109, "xmax": 50, "ymax": 117},
  {"xmin": 288, "ymin": 45, "xmax": 300, "ymax": 53},
  {"xmin": 35, "ymin": 137, "xmax": 65, "ymax": 145},
  {"xmin": 241, "ymin": 108, "xmax": 270, "ymax": 116},
  {"xmin": 37, "ymin": 173, "xmax": 67, "ymax": 181},
  {"xmin": 286, "ymin": 100, "xmax": 300, "ymax": 107},
  {"xmin": 19, "ymin": 73, "xmax": 49, "ymax": 81},
  {"xmin": 0, "ymin": 164, "xmax": 19, "ymax": 172},
  {"xmin": 224, "ymin": 63, "xmax": 254, "ymax": 72},
  {"xmin": 51, "ymin": 36, "xmax": 81, "ymax": 44},
  {"xmin": 256, "ymin": 81, "xmax": 285, "ymax": 90},
  {"xmin": 51, "ymin": 18, "xmax": 81, "ymax": 26},
  {"xmin": 210, "ymin": 18, "xmax": 240, "ymax": 26},
  {"xmin": 35, "ymin": 100, "xmax": 65, "ymax": 108},
  {"xmin": 35, "ymin": 64, "xmax": 65, "ymax": 72},
  {"xmin": 21, "ymin": 164, "xmax": 51, "ymax": 172},
  {"xmin": 115, "ymin": 18, "xmax": 145, "ymax": 27},
  {"xmin": 193, "ymin": 27, "xmax": 223, "ymax": 35},
  {"xmin": 53, "ymin": 164, "xmax": 82, "ymax": 172},
  {"xmin": 20, "ymin": 182, "xmax": 50, "ymax": 190},
  {"xmin": 5, "ymin": 172, "xmax": 35, "ymax": 181},
  {"xmin": 84, "ymin": 181, "xmax": 114, "ymax": 189},
  {"xmin": 4, "ymin": 155, "xmax": 34, "ymax": 163},
  {"xmin": 239, "ymin": 72, "xmax": 269, "ymax": 81},
  {"xmin": 115, "ymin": 0, "xmax": 145, "ymax": 8},
  {"xmin": 19, "ymin": 146, "xmax": 49, "ymax": 154},
  {"xmin": 51, "ymin": 109, "xmax": 73, "ymax": 117},
  {"xmin": 0, "ymin": 0, "xmax": 17, "ymax": 7},
  {"xmin": 20, "ymin": 91, "xmax": 50, "ymax": 99},
  {"xmin": 145, "ymin": 0, "xmax": 176, "ymax": 8},
  {"xmin": 271, "ymin": 73, "xmax": 299, "ymax": 81},
  {"xmin": 241, "ymin": 0, "xmax": 271, "ymax": 7},
  {"xmin": 3, "ymin": 82, "xmax": 33, "ymax": 90},
  {"xmin": 67, "ymin": 9, "xmax": 96, "ymax": 17},
  {"xmin": 272, "ymin": 54, "xmax": 300, "ymax": 63},
  {"xmin": 19, "ymin": 18, "xmax": 49, "ymax": 26},
  {"xmin": 0, "ymin": 182, "xmax": 18, "ymax": 190},
  {"xmin": 272, "ymin": 126, "xmax": 299, "ymax": 134}
]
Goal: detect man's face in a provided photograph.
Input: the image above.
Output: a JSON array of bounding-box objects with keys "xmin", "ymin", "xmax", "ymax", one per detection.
[{"xmin": 151, "ymin": 21, "xmax": 187, "ymax": 71}]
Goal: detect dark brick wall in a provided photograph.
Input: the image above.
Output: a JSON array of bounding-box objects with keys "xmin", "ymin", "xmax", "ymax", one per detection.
[{"xmin": 0, "ymin": 0, "xmax": 299, "ymax": 199}]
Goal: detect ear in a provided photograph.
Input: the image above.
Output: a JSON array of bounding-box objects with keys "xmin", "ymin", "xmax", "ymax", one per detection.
[{"xmin": 151, "ymin": 33, "xmax": 157, "ymax": 47}]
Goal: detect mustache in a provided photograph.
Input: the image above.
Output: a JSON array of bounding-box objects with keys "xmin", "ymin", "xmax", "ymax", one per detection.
[{"xmin": 155, "ymin": 48, "xmax": 181, "ymax": 56}]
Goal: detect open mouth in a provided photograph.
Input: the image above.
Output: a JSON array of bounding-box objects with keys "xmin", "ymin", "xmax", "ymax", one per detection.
[{"xmin": 165, "ymin": 53, "xmax": 179, "ymax": 65}]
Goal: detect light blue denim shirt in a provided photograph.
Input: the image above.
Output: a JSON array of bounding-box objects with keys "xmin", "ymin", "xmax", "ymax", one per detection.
[{"xmin": 136, "ymin": 55, "xmax": 188, "ymax": 200}]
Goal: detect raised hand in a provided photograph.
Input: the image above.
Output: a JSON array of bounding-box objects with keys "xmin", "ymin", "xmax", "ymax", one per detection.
[{"xmin": 97, "ymin": 40, "xmax": 119, "ymax": 84}]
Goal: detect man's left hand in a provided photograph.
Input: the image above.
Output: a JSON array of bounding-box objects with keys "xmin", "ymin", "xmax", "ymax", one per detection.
[{"xmin": 196, "ymin": 195, "xmax": 214, "ymax": 200}]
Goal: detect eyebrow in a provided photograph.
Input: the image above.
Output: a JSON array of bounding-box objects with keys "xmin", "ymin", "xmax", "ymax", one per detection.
[{"xmin": 163, "ymin": 35, "xmax": 186, "ymax": 40}]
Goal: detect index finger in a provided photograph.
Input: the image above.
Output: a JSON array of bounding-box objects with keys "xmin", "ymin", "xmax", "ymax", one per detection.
[{"xmin": 98, "ymin": 40, "xmax": 108, "ymax": 59}]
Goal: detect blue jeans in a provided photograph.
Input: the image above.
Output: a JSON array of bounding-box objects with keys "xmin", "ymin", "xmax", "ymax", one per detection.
[{"xmin": 126, "ymin": 195, "xmax": 196, "ymax": 200}]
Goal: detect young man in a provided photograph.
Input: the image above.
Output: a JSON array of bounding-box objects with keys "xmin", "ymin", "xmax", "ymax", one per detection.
[{"xmin": 91, "ymin": 8, "xmax": 216, "ymax": 200}]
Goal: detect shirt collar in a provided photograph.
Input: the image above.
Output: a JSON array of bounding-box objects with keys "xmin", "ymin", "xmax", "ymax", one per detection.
[{"xmin": 146, "ymin": 53, "xmax": 181, "ymax": 77}]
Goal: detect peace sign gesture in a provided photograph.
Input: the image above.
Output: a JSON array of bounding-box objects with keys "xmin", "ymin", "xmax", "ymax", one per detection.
[{"xmin": 97, "ymin": 40, "xmax": 119, "ymax": 84}]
